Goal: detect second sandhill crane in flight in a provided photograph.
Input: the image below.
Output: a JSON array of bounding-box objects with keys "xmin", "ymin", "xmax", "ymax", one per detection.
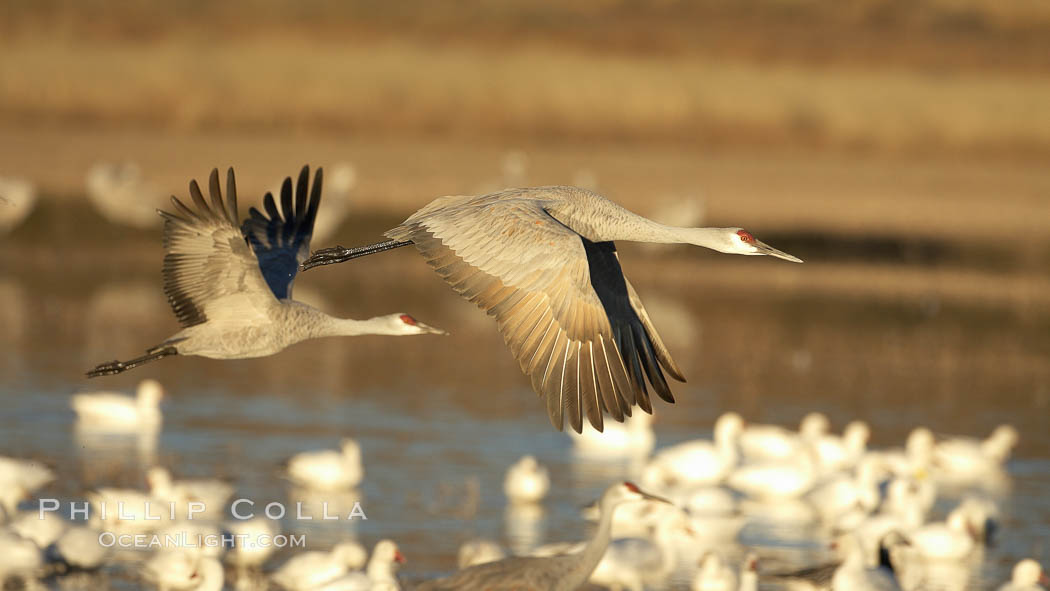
[
  {"xmin": 87, "ymin": 166, "xmax": 444, "ymax": 378},
  {"xmin": 302, "ymin": 186, "xmax": 801, "ymax": 433}
]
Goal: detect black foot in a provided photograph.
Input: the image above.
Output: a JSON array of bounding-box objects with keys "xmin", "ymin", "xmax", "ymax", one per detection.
[
  {"xmin": 86, "ymin": 360, "xmax": 129, "ymax": 378},
  {"xmin": 300, "ymin": 245, "xmax": 350, "ymax": 271}
]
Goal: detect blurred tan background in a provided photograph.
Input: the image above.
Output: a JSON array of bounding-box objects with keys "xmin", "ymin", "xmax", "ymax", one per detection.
[
  {"xmin": 1, "ymin": 4, "xmax": 1049, "ymax": 585},
  {"xmin": 1, "ymin": 0, "xmax": 1048, "ymax": 413}
]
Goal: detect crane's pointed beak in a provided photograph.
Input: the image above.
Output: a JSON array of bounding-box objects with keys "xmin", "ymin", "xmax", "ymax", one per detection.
[
  {"xmin": 639, "ymin": 489, "xmax": 673, "ymax": 505},
  {"xmin": 417, "ymin": 320, "xmax": 449, "ymax": 335},
  {"xmin": 754, "ymin": 239, "xmax": 803, "ymax": 263}
]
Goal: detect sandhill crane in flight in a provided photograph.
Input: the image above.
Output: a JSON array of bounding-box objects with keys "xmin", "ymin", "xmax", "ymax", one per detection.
[
  {"xmin": 301, "ymin": 186, "xmax": 801, "ymax": 433},
  {"xmin": 87, "ymin": 166, "xmax": 444, "ymax": 378}
]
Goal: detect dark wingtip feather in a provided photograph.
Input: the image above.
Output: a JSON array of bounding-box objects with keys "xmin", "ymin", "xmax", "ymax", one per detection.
[
  {"xmin": 294, "ymin": 165, "xmax": 309, "ymax": 219},
  {"xmin": 303, "ymin": 167, "xmax": 323, "ymax": 236},
  {"xmin": 279, "ymin": 177, "xmax": 293, "ymax": 221},
  {"xmin": 633, "ymin": 325, "xmax": 675, "ymax": 404},
  {"xmin": 224, "ymin": 167, "xmax": 238, "ymax": 224}
]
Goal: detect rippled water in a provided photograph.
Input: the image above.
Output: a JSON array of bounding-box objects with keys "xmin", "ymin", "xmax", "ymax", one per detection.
[{"xmin": 2, "ymin": 201, "xmax": 1049, "ymax": 589}]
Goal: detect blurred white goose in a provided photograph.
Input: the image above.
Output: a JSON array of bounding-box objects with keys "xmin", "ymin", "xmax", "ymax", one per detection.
[
  {"xmin": 147, "ymin": 466, "xmax": 234, "ymax": 519},
  {"xmin": 87, "ymin": 486, "xmax": 165, "ymax": 533},
  {"xmin": 0, "ymin": 457, "xmax": 54, "ymax": 516},
  {"xmin": 143, "ymin": 549, "xmax": 224, "ymax": 591},
  {"xmin": 934, "ymin": 424, "xmax": 1019, "ymax": 479},
  {"xmin": 909, "ymin": 507, "xmax": 976, "ymax": 561},
  {"xmin": 879, "ymin": 427, "xmax": 935, "ymax": 478},
  {"xmin": 693, "ymin": 552, "xmax": 737, "ymax": 591},
  {"xmin": 287, "ymin": 439, "xmax": 363, "ymax": 491},
  {"xmin": 955, "ymin": 495, "xmax": 999, "ymax": 543},
  {"xmin": 224, "ymin": 516, "xmax": 280, "ymax": 571},
  {"xmin": 808, "ymin": 456, "xmax": 885, "ymax": 524},
  {"xmin": 503, "ymin": 456, "xmax": 550, "ymax": 504},
  {"xmin": 674, "ymin": 485, "xmax": 734, "ymax": 516},
  {"xmin": 593, "ymin": 509, "xmax": 695, "ymax": 591},
  {"xmin": 0, "ymin": 531, "xmax": 43, "ymax": 580},
  {"xmin": 830, "ymin": 532, "xmax": 906, "ymax": 591},
  {"xmin": 998, "ymin": 559, "xmax": 1048, "ymax": 591},
  {"xmin": 71, "ymin": 379, "xmax": 164, "ymax": 431},
  {"xmin": 880, "ymin": 476, "xmax": 937, "ymax": 523},
  {"xmin": 845, "ymin": 476, "xmax": 930, "ymax": 544},
  {"xmin": 8, "ymin": 508, "xmax": 66, "ymax": 548},
  {"xmin": 311, "ymin": 539, "xmax": 406, "ymax": 591},
  {"xmin": 457, "ymin": 539, "xmax": 506, "ymax": 568},
  {"xmin": 694, "ymin": 552, "xmax": 758, "ymax": 591},
  {"xmin": 738, "ymin": 412, "xmax": 829, "ymax": 463},
  {"xmin": 813, "ymin": 421, "xmax": 871, "ymax": 475},
  {"xmin": 645, "ymin": 412, "xmax": 744, "ymax": 488},
  {"xmin": 52, "ymin": 525, "xmax": 109, "ymax": 570},
  {"xmin": 728, "ymin": 446, "xmax": 819, "ymax": 500},
  {"xmin": 0, "ymin": 176, "xmax": 36, "ymax": 235},
  {"xmin": 570, "ymin": 411, "xmax": 655, "ymax": 458},
  {"xmin": 272, "ymin": 541, "xmax": 368, "ymax": 590},
  {"xmin": 86, "ymin": 161, "xmax": 167, "ymax": 228}
]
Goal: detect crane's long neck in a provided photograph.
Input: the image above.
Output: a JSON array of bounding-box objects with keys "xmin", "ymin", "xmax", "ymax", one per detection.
[
  {"xmin": 315, "ymin": 316, "xmax": 400, "ymax": 338},
  {"xmin": 571, "ymin": 497, "xmax": 620, "ymax": 585},
  {"xmin": 560, "ymin": 201, "xmax": 732, "ymax": 252},
  {"xmin": 621, "ymin": 222, "xmax": 732, "ymax": 252}
]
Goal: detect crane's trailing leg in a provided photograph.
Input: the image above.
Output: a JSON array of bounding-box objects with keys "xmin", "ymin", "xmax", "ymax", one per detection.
[
  {"xmin": 86, "ymin": 346, "xmax": 178, "ymax": 378},
  {"xmin": 300, "ymin": 240, "xmax": 412, "ymax": 271}
]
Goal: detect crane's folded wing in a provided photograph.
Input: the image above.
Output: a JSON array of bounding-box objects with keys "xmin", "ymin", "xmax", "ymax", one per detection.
[{"xmin": 386, "ymin": 191, "xmax": 683, "ymax": 433}]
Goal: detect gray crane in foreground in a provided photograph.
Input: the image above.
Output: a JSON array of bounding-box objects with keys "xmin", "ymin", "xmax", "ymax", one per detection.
[
  {"xmin": 301, "ymin": 186, "xmax": 801, "ymax": 433},
  {"xmin": 87, "ymin": 166, "xmax": 444, "ymax": 378},
  {"xmin": 413, "ymin": 481, "xmax": 669, "ymax": 591}
]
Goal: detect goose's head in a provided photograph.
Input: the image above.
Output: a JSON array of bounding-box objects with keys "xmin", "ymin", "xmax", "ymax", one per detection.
[
  {"xmin": 136, "ymin": 379, "xmax": 165, "ymax": 406},
  {"xmin": 145, "ymin": 466, "xmax": 173, "ymax": 494},
  {"xmin": 339, "ymin": 439, "xmax": 361, "ymax": 461},
  {"xmin": 370, "ymin": 539, "xmax": 407, "ymax": 568},
  {"xmin": 1011, "ymin": 559, "xmax": 1048, "ymax": 587}
]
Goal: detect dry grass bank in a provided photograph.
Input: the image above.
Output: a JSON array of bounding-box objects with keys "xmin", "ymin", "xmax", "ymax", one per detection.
[
  {"xmin": 2, "ymin": 38, "xmax": 1049, "ymax": 154},
  {"xmin": 3, "ymin": 0, "xmax": 1050, "ymax": 154}
]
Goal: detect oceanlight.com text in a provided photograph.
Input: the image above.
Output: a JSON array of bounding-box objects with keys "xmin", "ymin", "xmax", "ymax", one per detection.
[{"xmin": 97, "ymin": 532, "xmax": 306, "ymax": 550}]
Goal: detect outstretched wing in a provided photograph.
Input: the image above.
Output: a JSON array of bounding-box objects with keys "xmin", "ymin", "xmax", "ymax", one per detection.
[
  {"xmin": 386, "ymin": 188, "xmax": 684, "ymax": 434},
  {"xmin": 241, "ymin": 165, "xmax": 322, "ymax": 300},
  {"xmin": 159, "ymin": 168, "xmax": 275, "ymax": 328}
]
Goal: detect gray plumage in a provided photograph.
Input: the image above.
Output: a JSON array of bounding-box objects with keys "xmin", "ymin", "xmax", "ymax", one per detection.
[
  {"xmin": 87, "ymin": 166, "xmax": 443, "ymax": 377},
  {"xmin": 413, "ymin": 481, "xmax": 668, "ymax": 591},
  {"xmin": 304, "ymin": 186, "xmax": 801, "ymax": 434}
]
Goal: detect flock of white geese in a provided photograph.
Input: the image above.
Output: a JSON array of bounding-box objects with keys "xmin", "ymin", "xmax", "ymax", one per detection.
[{"xmin": 0, "ymin": 377, "xmax": 1043, "ymax": 591}]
